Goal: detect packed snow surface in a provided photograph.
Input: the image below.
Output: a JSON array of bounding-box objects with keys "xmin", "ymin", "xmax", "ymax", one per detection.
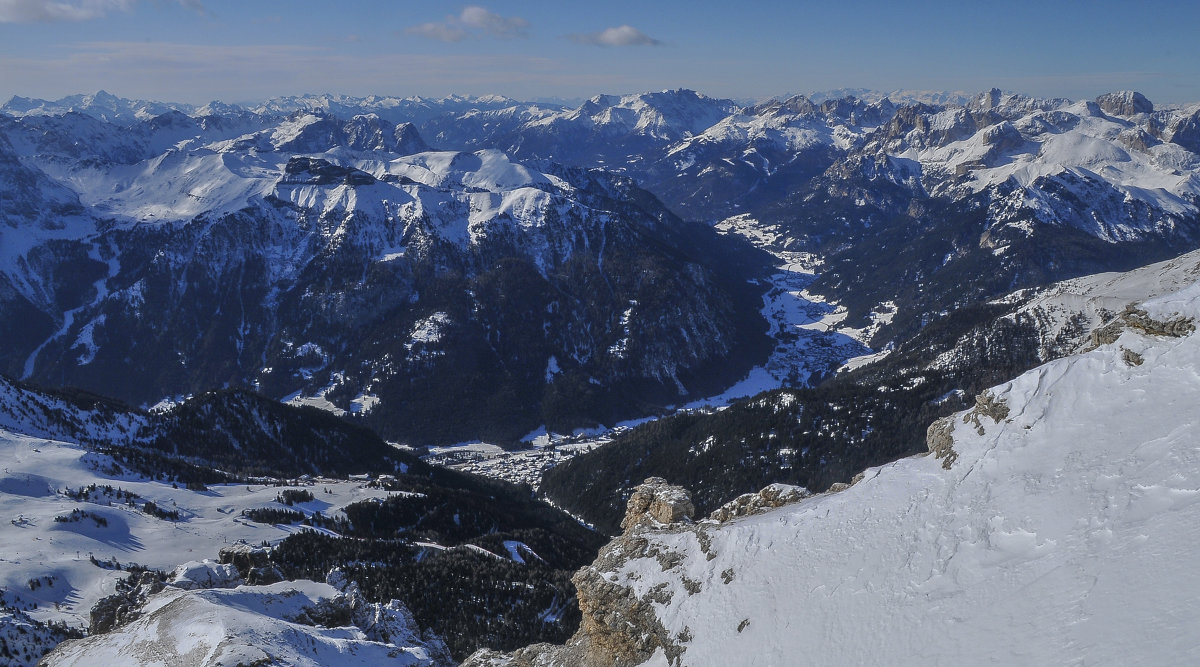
[{"xmin": 619, "ymin": 280, "xmax": 1200, "ymax": 665}]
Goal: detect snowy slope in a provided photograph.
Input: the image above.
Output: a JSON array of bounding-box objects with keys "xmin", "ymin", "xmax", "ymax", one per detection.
[
  {"xmin": 613, "ymin": 281, "xmax": 1200, "ymax": 665},
  {"xmin": 0, "ymin": 429, "xmax": 396, "ymax": 631},
  {"xmin": 0, "ymin": 375, "xmax": 145, "ymax": 447},
  {"xmin": 1000, "ymin": 245, "xmax": 1200, "ymax": 357},
  {"xmin": 43, "ymin": 580, "xmax": 448, "ymax": 666},
  {"xmin": 494, "ymin": 274, "xmax": 1200, "ymax": 666}
]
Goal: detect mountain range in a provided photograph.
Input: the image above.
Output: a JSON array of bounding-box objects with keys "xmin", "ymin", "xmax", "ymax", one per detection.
[
  {"xmin": 6, "ymin": 87, "xmax": 1200, "ymax": 447},
  {"xmin": 4, "ymin": 86, "xmax": 1200, "ymax": 665}
]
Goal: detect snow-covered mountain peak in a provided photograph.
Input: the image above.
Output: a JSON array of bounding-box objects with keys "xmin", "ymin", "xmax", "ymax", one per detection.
[
  {"xmin": 245, "ymin": 93, "xmax": 528, "ymax": 126},
  {"xmin": 862, "ymin": 90, "xmax": 1200, "ymax": 239},
  {"xmin": 388, "ymin": 149, "xmax": 556, "ymax": 192},
  {"xmin": 1096, "ymin": 90, "xmax": 1154, "ymax": 117},
  {"xmin": 193, "ymin": 99, "xmax": 247, "ymax": 117},
  {"xmin": 556, "ymin": 89, "xmax": 736, "ymax": 140},
  {"xmin": 0, "ymin": 90, "xmax": 190, "ymax": 125}
]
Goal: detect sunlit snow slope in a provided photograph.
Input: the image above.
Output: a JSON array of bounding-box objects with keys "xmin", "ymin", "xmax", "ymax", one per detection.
[
  {"xmin": 0, "ymin": 431, "xmax": 395, "ymax": 630},
  {"xmin": 43, "ymin": 580, "xmax": 445, "ymax": 667},
  {"xmin": 612, "ymin": 281, "xmax": 1200, "ymax": 665}
]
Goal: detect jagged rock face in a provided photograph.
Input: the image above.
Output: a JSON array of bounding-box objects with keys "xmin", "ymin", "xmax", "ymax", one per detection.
[
  {"xmin": 468, "ymin": 478, "xmax": 827, "ymax": 666},
  {"xmin": 620, "ymin": 477, "xmax": 696, "ymax": 533},
  {"xmin": 218, "ymin": 543, "xmax": 284, "ymax": 585},
  {"xmin": 1095, "ymin": 90, "xmax": 1154, "ymax": 116},
  {"xmin": 1117, "ymin": 126, "xmax": 1158, "ymax": 152},
  {"xmin": 708, "ymin": 483, "xmax": 810, "ymax": 523},
  {"xmin": 927, "ymin": 416, "xmax": 958, "ymax": 469},
  {"xmin": 464, "ymin": 478, "xmax": 701, "ymax": 667},
  {"xmin": 565, "ymin": 535, "xmax": 690, "ymax": 666},
  {"xmin": 1169, "ymin": 110, "xmax": 1200, "ymax": 154}
]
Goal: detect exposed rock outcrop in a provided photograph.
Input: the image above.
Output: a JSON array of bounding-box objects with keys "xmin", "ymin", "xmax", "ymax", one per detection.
[
  {"xmin": 963, "ymin": 391, "xmax": 1010, "ymax": 436},
  {"xmin": 1168, "ymin": 110, "xmax": 1200, "ymax": 153},
  {"xmin": 621, "ymin": 477, "xmax": 696, "ymax": 533},
  {"xmin": 1117, "ymin": 127, "xmax": 1157, "ymax": 152},
  {"xmin": 166, "ymin": 559, "xmax": 242, "ymax": 590},
  {"xmin": 927, "ymin": 416, "xmax": 959, "ymax": 469},
  {"xmin": 88, "ymin": 570, "xmax": 166, "ymax": 635},
  {"xmin": 218, "ymin": 542, "xmax": 284, "ymax": 585},
  {"xmin": 1095, "ymin": 91, "xmax": 1153, "ymax": 117},
  {"xmin": 1089, "ymin": 304, "xmax": 1196, "ymax": 348},
  {"xmin": 464, "ymin": 478, "xmax": 699, "ymax": 667},
  {"xmin": 708, "ymin": 483, "xmax": 810, "ymax": 522}
]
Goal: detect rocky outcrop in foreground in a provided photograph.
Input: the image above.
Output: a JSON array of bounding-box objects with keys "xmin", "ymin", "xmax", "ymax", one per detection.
[
  {"xmin": 464, "ymin": 477, "xmax": 697, "ymax": 667},
  {"xmin": 465, "ymin": 477, "xmax": 809, "ymax": 667}
]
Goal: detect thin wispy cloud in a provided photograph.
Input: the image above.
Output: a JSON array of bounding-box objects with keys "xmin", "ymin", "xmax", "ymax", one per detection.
[
  {"xmin": 569, "ymin": 25, "xmax": 663, "ymax": 47},
  {"xmin": 407, "ymin": 5, "xmax": 529, "ymax": 43},
  {"xmin": 0, "ymin": 0, "xmax": 130, "ymax": 22},
  {"xmin": 0, "ymin": 41, "xmax": 624, "ymax": 103},
  {"xmin": 0, "ymin": 0, "xmax": 202, "ymax": 22}
]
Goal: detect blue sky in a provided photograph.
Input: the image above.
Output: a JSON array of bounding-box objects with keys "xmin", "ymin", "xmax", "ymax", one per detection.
[{"xmin": 1, "ymin": 0, "xmax": 1198, "ymax": 105}]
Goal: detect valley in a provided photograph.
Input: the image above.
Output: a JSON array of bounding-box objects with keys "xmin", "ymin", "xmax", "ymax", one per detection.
[{"xmin": 3, "ymin": 83, "xmax": 1200, "ymax": 665}]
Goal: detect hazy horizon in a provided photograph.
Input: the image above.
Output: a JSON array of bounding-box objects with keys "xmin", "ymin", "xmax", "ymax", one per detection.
[{"xmin": 1, "ymin": 0, "xmax": 1199, "ymax": 106}]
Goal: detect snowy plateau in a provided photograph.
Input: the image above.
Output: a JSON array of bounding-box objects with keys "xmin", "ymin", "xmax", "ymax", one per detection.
[{"xmin": 3, "ymin": 86, "xmax": 1200, "ymax": 665}]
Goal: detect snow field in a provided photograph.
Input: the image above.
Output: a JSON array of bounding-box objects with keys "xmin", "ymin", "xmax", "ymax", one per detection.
[
  {"xmin": 0, "ymin": 434, "xmax": 393, "ymax": 629},
  {"xmin": 622, "ymin": 279, "xmax": 1200, "ymax": 665}
]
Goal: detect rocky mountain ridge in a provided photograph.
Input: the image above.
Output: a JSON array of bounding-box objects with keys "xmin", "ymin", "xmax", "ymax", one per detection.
[
  {"xmin": 1, "ymin": 107, "xmax": 771, "ymax": 443},
  {"xmin": 5, "ymin": 86, "xmax": 1200, "ymax": 665}
]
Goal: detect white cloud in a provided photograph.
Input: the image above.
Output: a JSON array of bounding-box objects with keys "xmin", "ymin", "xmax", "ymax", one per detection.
[
  {"xmin": 407, "ymin": 21, "xmax": 467, "ymax": 43},
  {"xmin": 458, "ymin": 6, "xmax": 527, "ymax": 37},
  {"xmin": 0, "ymin": 0, "xmax": 130, "ymax": 22},
  {"xmin": 406, "ymin": 5, "xmax": 528, "ymax": 43},
  {"xmin": 569, "ymin": 25, "xmax": 663, "ymax": 47},
  {"xmin": 0, "ymin": 0, "xmax": 202, "ymax": 22}
]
